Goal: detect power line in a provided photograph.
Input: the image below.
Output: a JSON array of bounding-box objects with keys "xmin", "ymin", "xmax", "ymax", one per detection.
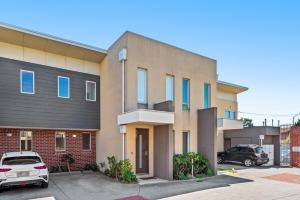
[{"xmin": 238, "ymin": 111, "xmax": 298, "ymax": 117}]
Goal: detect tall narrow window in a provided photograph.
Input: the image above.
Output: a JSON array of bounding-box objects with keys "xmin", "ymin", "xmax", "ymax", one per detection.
[
  {"xmin": 82, "ymin": 133, "xmax": 91, "ymax": 150},
  {"xmin": 204, "ymin": 83, "xmax": 211, "ymax": 109},
  {"xmin": 229, "ymin": 111, "xmax": 236, "ymax": 120},
  {"xmin": 86, "ymin": 81, "xmax": 96, "ymax": 101},
  {"xmin": 58, "ymin": 76, "xmax": 70, "ymax": 98},
  {"xmin": 182, "ymin": 79, "xmax": 190, "ymax": 110},
  {"xmin": 182, "ymin": 131, "xmax": 190, "ymax": 154},
  {"xmin": 166, "ymin": 75, "xmax": 174, "ymax": 101},
  {"xmin": 137, "ymin": 68, "xmax": 147, "ymax": 104},
  {"xmin": 20, "ymin": 131, "xmax": 32, "ymax": 151},
  {"xmin": 225, "ymin": 110, "xmax": 231, "ymax": 119},
  {"xmin": 55, "ymin": 132, "xmax": 66, "ymax": 151},
  {"xmin": 20, "ymin": 70, "xmax": 34, "ymax": 94}
]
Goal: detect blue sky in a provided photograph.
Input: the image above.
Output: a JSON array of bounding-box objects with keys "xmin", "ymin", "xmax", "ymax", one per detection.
[{"xmin": 1, "ymin": 0, "xmax": 299, "ymax": 125}]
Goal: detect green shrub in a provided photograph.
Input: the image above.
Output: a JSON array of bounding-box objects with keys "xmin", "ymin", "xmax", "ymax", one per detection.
[
  {"xmin": 61, "ymin": 153, "xmax": 75, "ymax": 172},
  {"xmin": 173, "ymin": 152, "xmax": 212, "ymax": 180},
  {"xmin": 84, "ymin": 163, "xmax": 99, "ymax": 172},
  {"xmin": 105, "ymin": 156, "xmax": 137, "ymax": 183},
  {"xmin": 206, "ymin": 168, "xmax": 214, "ymax": 176},
  {"xmin": 107, "ymin": 156, "xmax": 118, "ymax": 178}
]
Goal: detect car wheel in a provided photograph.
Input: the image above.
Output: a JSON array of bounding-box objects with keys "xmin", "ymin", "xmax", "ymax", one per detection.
[
  {"xmin": 244, "ymin": 159, "xmax": 253, "ymax": 167},
  {"xmin": 41, "ymin": 182, "xmax": 48, "ymax": 188},
  {"xmin": 217, "ymin": 157, "xmax": 223, "ymax": 164}
]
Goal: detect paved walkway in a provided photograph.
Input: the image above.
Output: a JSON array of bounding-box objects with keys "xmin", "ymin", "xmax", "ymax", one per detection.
[
  {"xmin": 161, "ymin": 166, "xmax": 300, "ymax": 200},
  {"xmin": 1, "ymin": 166, "xmax": 300, "ymax": 200}
]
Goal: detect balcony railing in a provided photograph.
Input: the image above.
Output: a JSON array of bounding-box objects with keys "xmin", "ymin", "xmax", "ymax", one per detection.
[{"xmin": 217, "ymin": 118, "xmax": 243, "ymax": 130}]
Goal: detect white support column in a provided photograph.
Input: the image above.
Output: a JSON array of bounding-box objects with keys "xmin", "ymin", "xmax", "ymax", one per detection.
[{"xmin": 118, "ymin": 48, "xmax": 127, "ymax": 160}]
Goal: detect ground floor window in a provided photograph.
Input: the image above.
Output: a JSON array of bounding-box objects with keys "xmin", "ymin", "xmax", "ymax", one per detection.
[
  {"xmin": 182, "ymin": 131, "xmax": 190, "ymax": 154},
  {"xmin": 55, "ymin": 132, "xmax": 66, "ymax": 151},
  {"xmin": 82, "ymin": 132, "xmax": 91, "ymax": 150},
  {"xmin": 20, "ymin": 131, "xmax": 32, "ymax": 151}
]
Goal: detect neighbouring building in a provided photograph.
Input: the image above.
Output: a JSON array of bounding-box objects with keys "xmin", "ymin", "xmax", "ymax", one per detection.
[
  {"xmin": 0, "ymin": 22, "xmax": 247, "ymax": 179},
  {"xmin": 224, "ymin": 126, "xmax": 280, "ymax": 165},
  {"xmin": 216, "ymin": 81, "xmax": 248, "ymax": 152},
  {"xmin": 290, "ymin": 126, "xmax": 300, "ymax": 167}
]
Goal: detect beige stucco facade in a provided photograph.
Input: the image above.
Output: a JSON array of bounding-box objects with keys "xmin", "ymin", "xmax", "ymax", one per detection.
[{"xmin": 97, "ymin": 32, "xmax": 218, "ymax": 175}]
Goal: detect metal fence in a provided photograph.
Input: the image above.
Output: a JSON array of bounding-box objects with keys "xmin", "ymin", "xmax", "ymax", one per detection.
[{"xmin": 280, "ymin": 124, "xmax": 292, "ymax": 166}]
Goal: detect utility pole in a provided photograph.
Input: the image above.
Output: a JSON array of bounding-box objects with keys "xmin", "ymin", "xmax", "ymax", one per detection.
[{"xmin": 293, "ymin": 113, "xmax": 300, "ymax": 125}]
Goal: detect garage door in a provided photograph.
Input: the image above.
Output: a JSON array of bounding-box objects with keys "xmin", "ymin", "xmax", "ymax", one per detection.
[{"xmin": 262, "ymin": 145, "xmax": 274, "ymax": 166}]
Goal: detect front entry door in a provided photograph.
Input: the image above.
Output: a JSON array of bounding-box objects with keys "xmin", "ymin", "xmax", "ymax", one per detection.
[{"xmin": 136, "ymin": 128, "xmax": 149, "ymax": 174}]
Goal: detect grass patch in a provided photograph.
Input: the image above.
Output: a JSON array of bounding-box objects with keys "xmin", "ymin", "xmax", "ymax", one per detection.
[{"xmin": 218, "ymin": 169, "xmax": 238, "ymax": 173}]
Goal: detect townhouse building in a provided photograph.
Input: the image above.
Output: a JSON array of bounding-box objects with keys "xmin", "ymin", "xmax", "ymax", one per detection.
[{"xmin": 0, "ymin": 22, "xmax": 247, "ymax": 180}]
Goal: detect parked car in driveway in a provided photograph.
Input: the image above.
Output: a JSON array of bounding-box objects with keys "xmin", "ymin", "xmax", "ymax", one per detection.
[
  {"xmin": 0, "ymin": 151, "xmax": 49, "ymax": 192},
  {"xmin": 218, "ymin": 144, "xmax": 269, "ymax": 167}
]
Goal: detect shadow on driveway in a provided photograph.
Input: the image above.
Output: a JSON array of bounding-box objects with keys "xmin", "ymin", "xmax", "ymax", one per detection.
[
  {"xmin": 0, "ymin": 172, "xmax": 253, "ymax": 200},
  {"xmin": 140, "ymin": 175, "xmax": 253, "ymax": 200}
]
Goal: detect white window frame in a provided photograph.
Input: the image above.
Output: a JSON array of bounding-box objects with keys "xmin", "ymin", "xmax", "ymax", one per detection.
[
  {"xmin": 137, "ymin": 68, "xmax": 148, "ymax": 104},
  {"xmin": 55, "ymin": 131, "xmax": 66, "ymax": 152},
  {"xmin": 82, "ymin": 132, "xmax": 91, "ymax": 150},
  {"xmin": 166, "ymin": 75, "xmax": 174, "ymax": 101},
  {"xmin": 57, "ymin": 76, "xmax": 70, "ymax": 98},
  {"xmin": 86, "ymin": 81, "xmax": 96, "ymax": 101},
  {"xmin": 20, "ymin": 70, "xmax": 35, "ymax": 94},
  {"xmin": 20, "ymin": 131, "xmax": 33, "ymax": 151}
]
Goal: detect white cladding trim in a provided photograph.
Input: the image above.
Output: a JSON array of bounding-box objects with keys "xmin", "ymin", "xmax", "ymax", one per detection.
[
  {"xmin": 118, "ymin": 109, "xmax": 174, "ymax": 125},
  {"xmin": 217, "ymin": 91, "xmax": 237, "ymax": 102},
  {"xmin": 0, "ymin": 42, "xmax": 100, "ymax": 75}
]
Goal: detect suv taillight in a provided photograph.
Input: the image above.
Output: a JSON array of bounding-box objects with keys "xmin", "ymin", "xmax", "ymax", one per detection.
[
  {"xmin": 0, "ymin": 168, "xmax": 12, "ymax": 172},
  {"xmin": 34, "ymin": 165, "xmax": 47, "ymax": 170}
]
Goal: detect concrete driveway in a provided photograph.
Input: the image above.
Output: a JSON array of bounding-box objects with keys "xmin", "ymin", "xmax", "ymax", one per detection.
[
  {"xmin": 162, "ymin": 165, "xmax": 300, "ymax": 200},
  {"xmin": 0, "ymin": 171, "xmax": 251, "ymax": 200}
]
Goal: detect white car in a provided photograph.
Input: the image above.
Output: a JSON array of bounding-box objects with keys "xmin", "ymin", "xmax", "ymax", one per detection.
[{"xmin": 0, "ymin": 151, "xmax": 49, "ymax": 192}]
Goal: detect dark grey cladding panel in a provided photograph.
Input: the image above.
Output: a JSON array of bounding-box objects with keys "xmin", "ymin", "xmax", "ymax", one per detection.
[
  {"xmin": 197, "ymin": 107, "xmax": 217, "ymax": 174},
  {"xmin": 153, "ymin": 101, "xmax": 174, "ymax": 112},
  {"xmin": 0, "ymin": 57, "xmax": 100, "ymax": 130}
]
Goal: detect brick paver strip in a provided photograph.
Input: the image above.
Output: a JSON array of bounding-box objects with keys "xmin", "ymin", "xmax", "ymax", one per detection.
[
  {"xmin": 117, "ymin": 195, "xmax": 147, "ymax": 200},
  {"xmin": 263, "ymin": 173, "xmax": 300, "ymax": 184}
]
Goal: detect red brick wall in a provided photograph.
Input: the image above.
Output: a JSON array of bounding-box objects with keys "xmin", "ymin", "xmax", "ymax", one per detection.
[
  {"xmin": 291, "ymin": 127, "xmax": 300, "ymax": 167},
  {"xmin": 0, "ymin": 129, "xmax": 96, "ymax": 170}
]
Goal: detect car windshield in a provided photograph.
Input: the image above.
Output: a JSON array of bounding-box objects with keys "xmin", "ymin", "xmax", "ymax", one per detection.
[
  {"xmin": 2, "ymin": 156, "xmax": 41, "ymax": 165},
  {"xmin": 255, "ymin": 147, "xmax": 264, "ymax": 153}
]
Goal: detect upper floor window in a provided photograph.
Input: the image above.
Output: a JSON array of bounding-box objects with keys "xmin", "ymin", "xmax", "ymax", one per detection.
[
  {"xmin": 225, "ymin": 110, "xmax": 236, "ymax": 120},
  {"xmin": 204, "ymin": 83, "xmax": 211, "ymax": 109},
  {"xmin": 20, "ymin": 70, "xmax": 34, "ymax": 94},
  {"xmin": 137, "ymin": 68, "xmax": 147, "ymax": 104},
  {"xmin": 182, "ymin": 79, "xmax": 190, "ymax": 110},
  {"xmin": 166, "ymin": 75, "xmax": 174, "ymax": 101},
  {"xmin": 86, "ymin": 81, "xmax": 96, "ymax": 101},
  {"xmin": 58, "ymin": 76, "xmax": 70, "ymax": 98}
]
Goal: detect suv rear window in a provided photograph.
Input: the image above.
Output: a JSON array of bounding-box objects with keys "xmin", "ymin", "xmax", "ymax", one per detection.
[
  {"xmin": 255, "ymin": 147, "xmax": 264, "ymax": 153},
  {"xmin": 2, "ymin": 156, "xmax": 41, "ymax": 165}
]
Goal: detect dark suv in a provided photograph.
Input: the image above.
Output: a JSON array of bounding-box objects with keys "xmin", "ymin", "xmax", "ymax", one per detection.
[{"xmin": 217, "ymin": 144, "xmax": 269, "ymax": 167}]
